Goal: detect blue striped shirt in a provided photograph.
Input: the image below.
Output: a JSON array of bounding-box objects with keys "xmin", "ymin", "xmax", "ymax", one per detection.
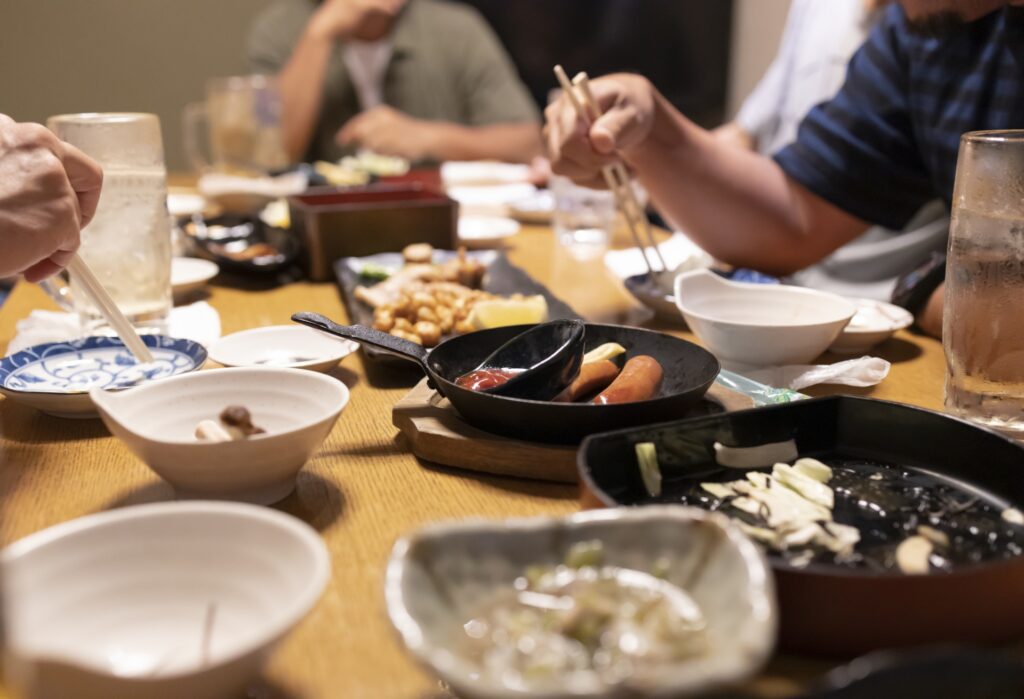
[{"xmin": 775, "ymin": 5, "xmax": 1024, "ymax": 230}]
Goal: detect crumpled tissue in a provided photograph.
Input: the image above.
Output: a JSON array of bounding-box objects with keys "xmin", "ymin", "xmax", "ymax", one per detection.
[
  {"xmin": 6, "ymin": 302, "xmax": 221, "ymax": 356},
  {"xmin": 740, "ymin": 356, "xmax": 892, "ymax": 391}
]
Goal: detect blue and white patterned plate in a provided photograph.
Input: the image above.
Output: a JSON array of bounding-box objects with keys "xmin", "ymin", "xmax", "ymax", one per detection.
[{"xmin": 0, "ymin": 336, "xmax": 207, "ymax": 418}]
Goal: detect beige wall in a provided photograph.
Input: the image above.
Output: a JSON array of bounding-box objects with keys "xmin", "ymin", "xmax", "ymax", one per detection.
[
  {"xmin": 728, "ymin": 0, "xmax": 793, "ymax": 117},
  {"xmin": 1, "ymin": 0, "xmax": 277, "ymax": 171},
  {"xmin": 2, "ymin": 0, "xmax": 790, "ymax": 170}
]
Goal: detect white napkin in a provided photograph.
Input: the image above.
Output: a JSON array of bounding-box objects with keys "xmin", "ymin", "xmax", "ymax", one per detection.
[
  {"xmin": 197, "ymin": 171, "xmax": 307, "ymax": 200},
  {"xmin": 6, "ymin": 302, "xmax": 222, "ymax": 356},
  {"xmin": 604, "ymin": 232, "xmax": 713, "ymax": 280},
  {"xmin": 740, "ymin": 356, "xmax": 892, "ymax": 391}
]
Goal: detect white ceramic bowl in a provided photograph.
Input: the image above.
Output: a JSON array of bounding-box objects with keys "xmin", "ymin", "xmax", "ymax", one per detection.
[
  {"xmin": 91, "ymin": 367, "xmax": 349, "ymax": 504},
  {"xmin": 386, "ymin": 506, "xmax": 777, "ymax": 699},
  {"xmin": 674, "ymin": 270, "xmax": 855, "ymax": 367},
  {"xmin": 829, "ymin": 298, "xmax": 914, "ymax": 355},
  {"xmin": 208, "ymin": 325, "xmax": 358, "ymax": 373},
  {"xmin": 458, "ymin": 215, "xmax": 521, "ymax": 248},
  {"xmin": 171, "ymin": 257, "xmax": 219, "ymax": 297},
  {"xmin": 2, "ymin": 501, "xmax": 330, "ymax": 699}
]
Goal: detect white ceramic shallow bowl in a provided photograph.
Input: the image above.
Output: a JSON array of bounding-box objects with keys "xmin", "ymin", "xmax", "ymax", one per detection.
[
  {"xmin": 675, "ymin": 270, "xmax": 856, "ymax": 367},
  {"xmin": 91, "ymin": 367, "xmax": 349, "ymax": 504},
  {"xmin": 2, "ymin": 501, "xmax": 330, "ymax": 699},
  {"xmin": 209, "ymin": 325, "xmax": 358, "ymax": 373},
  {"xmin": 171, "ymin": 257, "xmax": 220, "ymax": 297},
  {"xmin": 829, "ymin": 298, "xmax": 914, "ymax": 355},
  {"xmin": 386, "ymin": 506, "xmax": 777, "ymax": 699},
  {"xmin": 458, "ymin": 215, "xmax": 521, "ymax": 248}
]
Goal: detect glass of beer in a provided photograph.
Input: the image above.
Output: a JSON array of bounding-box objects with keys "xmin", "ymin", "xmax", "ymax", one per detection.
[
  {"xmin": 44, "ymin": 113, "xmax": 172, "ymax": 335},
  {"xmin": 944, "ymin": 130, "xmax": 1024, "ymax": 437}
]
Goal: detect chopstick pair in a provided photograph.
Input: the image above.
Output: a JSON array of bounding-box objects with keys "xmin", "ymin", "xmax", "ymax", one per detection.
[
  {"xmin": 67, "ymin": 255, "xmax": 155, "ymax": 364},
  {"xmin": 553, "ymin": 66, "xmax": 668, "ymax": 275}
]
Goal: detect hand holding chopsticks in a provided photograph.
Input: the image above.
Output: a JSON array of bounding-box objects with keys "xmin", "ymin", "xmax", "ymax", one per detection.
[
  {"xmin": 67, "ymin": 255, "xmax": 155, "ymax": 364},
  {"xmin": 552, "ymin": 66, "xmax": 668, "ymax": 275}
]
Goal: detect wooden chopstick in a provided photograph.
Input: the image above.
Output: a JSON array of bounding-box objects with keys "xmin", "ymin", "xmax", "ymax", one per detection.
[
  {"xmin": 553, "ymin": 66, "xmax": 660, "ymax": 275},
  {"xmin": 572, "ymin": 72, "xmax": 669, "ymax": 273},
  {"xmin": 67, "ymin": 255, "xmax": 155, "ymax": 364}
]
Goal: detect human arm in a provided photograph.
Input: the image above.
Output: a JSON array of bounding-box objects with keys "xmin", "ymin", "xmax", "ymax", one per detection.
[
  {"xmin": 250, "ymin": 0, "xmax": 406, "ymax": 162},
  {"xmin": 545, "ymin": 74, "xmax": 870, "ymax": 276},
  {"xmin": 0, "ymin": 115, "xmax": 103, "ymax": 281},
  {"xmin": 336, "ymin": 105, "xmax": 540, "ymax": 162},
  {"xmin": 712, "ymin": 122, "xmax": 755, "ymax": 151}
]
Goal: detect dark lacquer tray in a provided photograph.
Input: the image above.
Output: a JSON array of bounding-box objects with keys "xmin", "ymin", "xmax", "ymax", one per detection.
[
  {"xmin": 578, "ymin": 396, "xmax": 1024, "ymax": 656},
  {"xmin": 334, "ymin": 250, "xmax": 579, "ymax": 364}
]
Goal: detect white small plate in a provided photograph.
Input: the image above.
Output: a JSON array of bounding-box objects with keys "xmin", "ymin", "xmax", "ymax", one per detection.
[
  {"xmin": 172, "ymin": 257, "xmax": 220, "ymax": 296},
  {"xmin": 829, "ymin": 298, "xmax": 914, "ymax": 355},
  {"xmin": 209, "ymin": 325, "xmax": 358, "ymax": 373},
  {"xmin": 166, "ymin": 192, "xmax": 206, "ymax": 218},
  {"xmin": 458, "ymin": 216, "xmax": 521, "ymax": 247}
]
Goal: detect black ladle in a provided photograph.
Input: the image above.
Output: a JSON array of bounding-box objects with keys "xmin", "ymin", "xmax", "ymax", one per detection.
[{"xmin": 292, "ymin": 312, "xmax": 585, "ymax": 401}]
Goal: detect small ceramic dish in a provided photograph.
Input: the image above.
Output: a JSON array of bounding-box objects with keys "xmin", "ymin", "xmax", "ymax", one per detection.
[
  {"xmin": 386, "ymin": 506, "xmax": 777, "ymax": 699},
  {"xmin": 675, "ymin": 270, "xmax": 856, "ymax": 367},
  {"xmin": 829, "ymin": 298, "xmax": 914, "ymax": 355},
  {"xmin": 0, "ymin": 336, "xmax": 207, "ymax": 419},
  {"xmin": 2, "ymin": 501, "xmax": 330, "ymax": 699},
  {"xmin": 91, "ymin": 367, "xmax": 349, "ymax": 504},
  {"xmin": 458, "ymin": 215, "xmax": 521, "ymax": 248},
  {"xmin": 208, "ymin": 325, "xmax": 358, "ymax": 373},
  {"xmin": 171, "ymin": 257, "xmax": 220, "ymax": 297}
]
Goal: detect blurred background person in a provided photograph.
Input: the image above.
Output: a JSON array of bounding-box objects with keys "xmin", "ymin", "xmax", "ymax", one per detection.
[
  {"xmin": 248, "ymin": 0, "xmax": 542, "ymax": 164},
  {"xmin": 716, "ymin": 0, "xmax": 948, "ymax": 301},
  {"xmin": 0, "ymin": 114, "xmax": 103, "ymax": 284}
]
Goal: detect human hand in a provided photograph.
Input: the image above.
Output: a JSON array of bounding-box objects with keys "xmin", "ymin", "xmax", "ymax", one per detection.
[
  {"xmin": 308, "ymin": 0, "xmax": 407, "ymax": 41},
  {"xmin": 336, "ymin": 106, "xmax": 434, "ymax": 161},
  {"xmin": 0, "ymin": 114, "xmax": 103, "ymax": 282},
  {"xmin": 544, "ymin": 73, "xmax": 658, "ymax": 189}
]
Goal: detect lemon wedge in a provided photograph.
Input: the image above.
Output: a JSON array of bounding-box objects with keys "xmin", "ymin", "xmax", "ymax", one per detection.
[
  {"xmin": 583, "ymin": 342, "xmax": 627, "ymax": 364},
  {"xmin": 469, "ymin": 295, "xmax": 548, "ymax": 330}
]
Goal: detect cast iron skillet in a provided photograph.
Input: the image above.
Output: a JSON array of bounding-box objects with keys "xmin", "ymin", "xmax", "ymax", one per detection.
[
  {"xmin": 293, "ymin": 312, "xmax": 720, "ymax": 444},
  {"xmin": 578, "ymin": 396, "xmax": 1024, "ymax": 656}
]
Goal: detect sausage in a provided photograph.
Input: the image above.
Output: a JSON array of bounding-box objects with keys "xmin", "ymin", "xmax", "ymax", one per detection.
[
  {"xmin": 592, "ymin": 356, "xmax": 663, "ymax": 405},
  {"xmin": 553, "ymin": 360, "xmax": 621, "ymax": 402}
]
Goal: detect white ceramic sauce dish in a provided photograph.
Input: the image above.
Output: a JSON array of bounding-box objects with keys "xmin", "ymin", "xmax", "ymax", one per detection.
[
  {"xmin": 829, "ymin": 298, "xmax": 914, "ymax": 355},
  {"xmin": 171, "ymin": 257, "xmax": 219, "ymax": 297},
  {"xmin": 209, "ymin": 325, "xmax": 358, "ymax": 373},
  {"xmin": 91, "ymin": 367, "xmax": 349, "ymax": 504},
  {"xmin": 2, "ymin": 501, "xmax": 330, "ymax": 699},
  {"xmin": 674, "ymin": 270, "xmax": 856, "ymax": 367},
  {"xmin": 386, "ymin": 506, "xmax": 777, "ymax": 699}
]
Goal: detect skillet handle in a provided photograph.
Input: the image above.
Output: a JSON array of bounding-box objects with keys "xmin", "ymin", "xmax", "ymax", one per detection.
[{"xmin": 291, "ymin": 312, "xmax": 430, "ymax": 369}]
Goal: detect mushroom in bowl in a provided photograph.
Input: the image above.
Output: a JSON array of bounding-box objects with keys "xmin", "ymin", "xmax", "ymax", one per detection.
[
  {"xmin": 91, "ymin": 367, "xmax": 349, "ymax": 504},
  {"xmin": 385, "ymin": 506, "xmax": 776, "ymax": 699}
]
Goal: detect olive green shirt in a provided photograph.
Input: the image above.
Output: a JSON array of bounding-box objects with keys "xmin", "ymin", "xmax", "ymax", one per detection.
[{"xmin": 248, "ymin": 0, "xmax": 540, "ymax": 162}]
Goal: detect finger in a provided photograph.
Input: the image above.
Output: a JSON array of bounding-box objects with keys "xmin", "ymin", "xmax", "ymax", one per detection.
[
  {"xmin": 22, "ymin": 255, "xmax": 67, "ymax": 283},
  {"xmin": 590, "ymin": 107, "xmax": 638, "ymax": 155},
  {"xmin": 56, "ymin": 141, "xmax": 103, "ymax": 228}
]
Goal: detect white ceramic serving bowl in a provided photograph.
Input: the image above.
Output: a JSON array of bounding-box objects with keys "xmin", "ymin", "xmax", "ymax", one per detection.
[
  {"xmin": 171, "ymin": 257, "xmax": 219, "ymax": 297},
  {"xmin": 386, "ymin": 506, "xmax": 777, "ymax": 699},
  {"xmin": 675, "ymin": 270, "xmax": 856, "ymax": 367},
  {"xmin": 91, "ymin": 367, "xmax": 349, "ymax": 504},
  {"xmin": 2, "ymin": 501, "xmax": 330, "ymax": 699},
  {"xmin": 208, "ymin": 325, "xmax": 358, "ymax": 373},
  {"xmin": 829, "ymin": 298, "xmax": 914, "ymax": 355}
]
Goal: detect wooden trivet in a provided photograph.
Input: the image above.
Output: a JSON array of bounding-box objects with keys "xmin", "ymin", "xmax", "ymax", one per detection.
[{"xmin": 392, "ymin": 379, "xmax": 755, "ymax": 483}]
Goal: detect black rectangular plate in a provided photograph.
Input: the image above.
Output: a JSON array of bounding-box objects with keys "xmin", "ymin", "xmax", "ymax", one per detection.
[{"xmin": 334, "ymin": 250, "xmax": 579, "ymax": 363}]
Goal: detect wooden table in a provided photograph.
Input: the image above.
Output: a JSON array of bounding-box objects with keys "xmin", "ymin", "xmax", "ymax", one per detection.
[{"xmin": 0, "ymin": 224, "xmax": 947, "ymax": 698}]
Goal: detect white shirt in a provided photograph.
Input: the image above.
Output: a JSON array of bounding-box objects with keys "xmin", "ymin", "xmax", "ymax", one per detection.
[{"xmin": 342, "ymin": 40, "xmax": 394, "ymax": 111}]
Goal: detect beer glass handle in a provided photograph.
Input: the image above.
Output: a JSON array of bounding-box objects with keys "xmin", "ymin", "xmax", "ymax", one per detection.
[
  {"xmin": 37, "ymin": 273, "xmax": 75, "ymax": 313},
  {"xmin": 183, "ymin": 102, "xmax": 211, "ymax": 173}
]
